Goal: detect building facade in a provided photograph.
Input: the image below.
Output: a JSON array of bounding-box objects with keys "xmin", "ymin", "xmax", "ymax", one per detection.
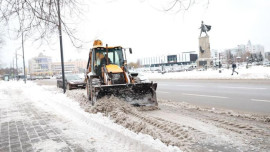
[
  {"xmin": 139, "ymin": 51, "xmax": 198, "ymax": 67},
  {"xmin": 51, "ymin": 60, "xmax": 87, "ymax": 74},
  {"xmin": 29, "ymin": 53, "xmax": 88, "ymax": 75},
  {"xmin": 28, "ymin": 53, "xmax": 52, "ymax": 76}
]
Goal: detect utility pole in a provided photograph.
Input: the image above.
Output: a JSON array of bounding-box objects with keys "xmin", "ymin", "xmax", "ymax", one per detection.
[
  {"xmin": 57, "ymin": 0, "xmax": 66, "ymax": 93},
  {"xmin": 16, "ymin": 50, "xmax": 18, "ymax": 80},
  {"xmin": 13, "ymin": 58, "xmax": 14, "ymax": 80},
  {"xmin": 22, "ymin": 32, "xmax": 26, "ymax": 83},
  {"xmin": 219, "ymin": 53, "xmax": 221, "ymax": 68},
  {"xmin": 9, "ymin": 63, "xmax": 12, "ymax": 78}
]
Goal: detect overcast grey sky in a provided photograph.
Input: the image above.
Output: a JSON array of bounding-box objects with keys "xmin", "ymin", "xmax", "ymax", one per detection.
[{"xmin": 1, "ymin": 0, "xmax": 270, "ymax": 68}]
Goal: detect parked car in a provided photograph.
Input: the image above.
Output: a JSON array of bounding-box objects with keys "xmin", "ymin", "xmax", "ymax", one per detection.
[
  {"xmin": 35, "ymin": 76, "xmax": 43, "ymax": 80},
  {"xmin": 56, "ymin": 75, "xmax": 62, "ymax": 79},
  {"xmin": 134, "ymin": 73, "xmax": 150, "ymax": 83},
  {"xmin": 43, "ymin": 76, "xmax": 51, "ymax": 79},
  {"xmin": 263, "ymin": 61, "xmax": 270, "ymax": 67},
  {"xmin": 27, "ymin": 75, "xmax": 36, "ymax": 80},
  {"xmin": 57, "ymin": 74, "xmax": 86, "ymax": 90},
  {"xmin": 2, "ymin": 74, "xmax": 10, "ymax": 81},
  {"xmin": 186, "ymin": 66, "xmax": 195, "ymax": 71}
]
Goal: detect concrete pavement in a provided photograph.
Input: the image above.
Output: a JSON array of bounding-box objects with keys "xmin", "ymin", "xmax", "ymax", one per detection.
[
  {"xmin": 0, "ymin": 87, "xmax": 86, "ymax": 152},
  {"xmin": 153, "ymin": 79, "xmax": 270, "ymax": 114}
]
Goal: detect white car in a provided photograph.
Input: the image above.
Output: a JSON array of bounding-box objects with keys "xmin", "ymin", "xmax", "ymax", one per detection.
[{"xmin": 137, "ymin": 73, "xmax": 150, "ymax": 83}]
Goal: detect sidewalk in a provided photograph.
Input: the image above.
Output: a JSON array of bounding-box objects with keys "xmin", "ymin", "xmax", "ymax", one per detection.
[
  {"xmin": 0, "ymin": 81, "xmax": 179, "ymax": 152},
  {"xmin": 0, "ymin": 90, "xmax": 86, "ymax": 152},
  {"xmin": 141, "ymin": 66, "xmax": 270, "ymax": 80}
]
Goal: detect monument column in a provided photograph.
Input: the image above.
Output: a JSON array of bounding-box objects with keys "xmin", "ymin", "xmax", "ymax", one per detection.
[{"xmin": 197, "ymin": 21, "xmax": 212, "ymax": 68}]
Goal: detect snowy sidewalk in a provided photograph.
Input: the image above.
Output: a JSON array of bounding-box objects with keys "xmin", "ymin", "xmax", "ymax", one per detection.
[
  {"xmin": 142, "ymin": 66, "xmax": 270, "ymax": 80},
  {"xmin": 0, "ymin": 96, "xmax": 85, "ymax": 152},
  {"xmin": 0, "ymin": 81, "xmax": 180, "ymax": 152}
]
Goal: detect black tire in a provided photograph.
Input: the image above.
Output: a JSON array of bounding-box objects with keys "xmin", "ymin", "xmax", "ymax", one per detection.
[
  {"xmin": 87, "ymin": 77, "xmax": 98, "ymax": 106},
  {"xmin": 87, "ymin": 78, "xmax": 91, "ymax": 100}
]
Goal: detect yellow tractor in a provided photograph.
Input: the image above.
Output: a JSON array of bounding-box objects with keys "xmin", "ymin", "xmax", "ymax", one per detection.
[{"xmin": 85, "ymin": 40, "xmax": 158, "ymax": 106}]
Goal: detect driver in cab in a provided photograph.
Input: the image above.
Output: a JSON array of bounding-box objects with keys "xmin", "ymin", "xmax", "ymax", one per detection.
[{"xmin": 96, "ymin": 52, "xmax": 111, "ymax": 76}]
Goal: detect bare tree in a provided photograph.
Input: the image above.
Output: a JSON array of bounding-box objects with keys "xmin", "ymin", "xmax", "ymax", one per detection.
[
  {"xmin": 164, "ymin": 0, "xmax": 210, "ymax": 12},
  {"xmin": 0, "ymin": 32, "xmax": 4, "ymax": 68},
  {"xmin": 0, "ymin": 0, "xmax": 84, "ymax": 47},
  {"xmin": 0, "ymin": 29, "xmax": 4, "ymax": 47},
  {"xmin": 0, "ymin": 36, "xmax": 3, "ymax": 46}
]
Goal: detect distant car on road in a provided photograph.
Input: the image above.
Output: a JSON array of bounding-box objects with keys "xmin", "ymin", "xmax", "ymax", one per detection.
[
  {"xmin": 27, "ymin": 75, "xmax": 37, "ymax": 80},
  {"xmin": 35, "ymin": 76, "xmax": 43, "ymax": 80},
  {"xmin": 43, "ymin": 76, "xmax": 51, "ymax": 79},
  {"xmin": 263, "ymin": 61, "xmax": 270, "ymax": 67},
  {"xmin": 57, "ymin": 74, "xmax": 86, "ymax": 90},
  {"xmin": 56, "ymin": 75, "xmax": 62, "ymax": 79}
]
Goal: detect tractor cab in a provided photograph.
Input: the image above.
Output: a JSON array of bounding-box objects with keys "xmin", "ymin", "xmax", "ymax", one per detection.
[
  {"xmin": 93, "ymin": 46, "xmax": 127, "ymax": 84},
  {"xmin": 93, "ymin": 47, "xmax": 124, "ymax": 75}
]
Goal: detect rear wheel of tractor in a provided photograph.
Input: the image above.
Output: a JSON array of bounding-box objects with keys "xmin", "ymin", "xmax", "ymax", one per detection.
[
  {"xmin": 89, "ymin": 78, "xmax": 99, "ymax": 106},
  {"xmin": 87, "ymin": 78, "xmax": 91, "ymax": 100},
  {"xmin": 90, "ymin": 79, "xmax": 95, "ymax": 106},
  {"xmin": 92, "ymin": 95, "xmax": 96, "ymax": 106}
]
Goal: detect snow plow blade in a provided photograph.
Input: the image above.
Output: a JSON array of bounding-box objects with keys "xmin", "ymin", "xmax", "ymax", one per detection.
[{"xmin": 93, "ymin": 83, "xmax": 158, "ymax": 107}]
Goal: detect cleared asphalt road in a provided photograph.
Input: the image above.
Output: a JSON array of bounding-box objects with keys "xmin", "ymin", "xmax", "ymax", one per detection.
[
  {"xmin": 34, "ymin": 78, "xmax": 270, "ymax": 114},
  {"xmin": 153, "ymin": 79, "xmax": 270, "ymax": 114}
]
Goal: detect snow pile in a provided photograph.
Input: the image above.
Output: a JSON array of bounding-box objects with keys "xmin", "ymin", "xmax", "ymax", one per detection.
[
  {"xmin": 142, "ymin": 66, "xmax": 270, "ymax": 79},
  {"xmin": 7, "ymin": 81, "xmax": 181, "ymax": 152},
  {"xmin": 78, "ymin": 96, "xmax": 193, "ymax": 150},
  {"xmin": 33, "ymin": 140, "xmax": 68, "ymax": 152}
]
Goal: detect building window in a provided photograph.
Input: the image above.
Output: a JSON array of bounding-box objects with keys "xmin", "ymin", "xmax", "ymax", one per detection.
[{"xmin": 167, "ymin": 55, "xmax": 177, "ymax": 63}]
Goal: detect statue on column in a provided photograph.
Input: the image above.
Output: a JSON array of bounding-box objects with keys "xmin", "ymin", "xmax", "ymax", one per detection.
[{"xmin": 199, "ymin": 21, "xmax": 211, "ymax": 37}]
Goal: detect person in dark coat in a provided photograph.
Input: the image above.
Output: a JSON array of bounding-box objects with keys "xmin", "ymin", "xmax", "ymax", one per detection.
[
  {"xmin": 96, "ymin": 52, "xmax": 111, "ymax": 77},
  {"xmin": 231, "ymin": 62, "xmax": 238, "ymax": 75}
]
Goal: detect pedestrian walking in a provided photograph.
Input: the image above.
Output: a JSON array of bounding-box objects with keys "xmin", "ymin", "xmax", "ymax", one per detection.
[{"xmin": 231, "ymin": 62, "xmax": 238, "ymax": 75}]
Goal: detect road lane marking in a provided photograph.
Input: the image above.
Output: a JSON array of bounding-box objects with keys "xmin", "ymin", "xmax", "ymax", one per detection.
[
  {"xmin": 158, "ymin": 84, "xmax": 169, "ymax": 86},
  {"xmin": 220, "ymin": 86, "xmax": 267, "ymax": 90},
  {"xmin": 182, "ymin": 93, "xmax": 228, "ymax": 99},
  {"xmin": 157, "ymin": 91, "xmax": 169, "ymax": 94},
  {"xmin": 177, "ymin": 85, "xmax": 203, "ymax": 87},
  {"xmin": 251, "ymin": 99, "xmax": 270, "ymax": 103}
]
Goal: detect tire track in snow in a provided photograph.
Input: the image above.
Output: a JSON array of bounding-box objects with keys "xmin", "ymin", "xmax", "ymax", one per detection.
[{"xmin": 157, "ymin": 99, "xmax": 270, "ymax": 151}]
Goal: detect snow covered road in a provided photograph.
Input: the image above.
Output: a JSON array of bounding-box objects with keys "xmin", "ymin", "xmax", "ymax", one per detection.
[{"xmin": 0, "ymin": 81, "xmax": 180, "ymax": 152}]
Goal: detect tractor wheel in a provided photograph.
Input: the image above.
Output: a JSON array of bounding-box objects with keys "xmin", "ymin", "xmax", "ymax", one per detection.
[
  {"xmin": 87, "ymin": 78, "xmax": 91, "ymax": 100},
  {"xmin": 87, "ymin": 78, "xmax": 98, "ymax": 106}
]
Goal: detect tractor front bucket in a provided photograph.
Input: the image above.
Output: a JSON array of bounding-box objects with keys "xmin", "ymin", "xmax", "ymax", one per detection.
[{"xmin": 92, "ymin": 83, "xmax": 158, "ymax": 107}]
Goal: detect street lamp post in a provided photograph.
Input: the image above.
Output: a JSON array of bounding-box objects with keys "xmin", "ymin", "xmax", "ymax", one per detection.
[
  {"xmin": 22, "ymin": 32, "xmax": 26, "ymax": 83},
  {"xmin": 57, "ymin": 0, "xmax": 66, "ymax": 93},
  {"xmin": 15, "ymin": 50, "xmax": 18, "ymax": 80},
  {"xmin": 246, "ymin": 57, "xmax": 249, "ymax": 69}
]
